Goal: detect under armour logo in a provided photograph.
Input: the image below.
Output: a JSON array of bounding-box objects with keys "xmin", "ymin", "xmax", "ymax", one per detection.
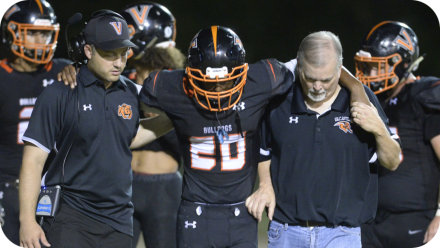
[
  {"xmin": 109, "ymin": 22, "xmax": 122, "ymax": 35},
  {"xmin": 184, "ymin": 221, "xmax": 197, "ymax": 229},
  {"xmin": 83, "ymin": 104, "xmax": 92, "ymax": 111},
  {"xmin": 389, "ymin": 98, "xmax": 398, "ymax": 105},
  {"xmin": 42, "ymin": 79, "xmax": 54, "ymax": 87},
  {"xmin": 233, "ymin": 102, "xmax": 245, "ymax": 111},
  {"xmin": 289, "ymin": 116, "xmax": 298, "ymax": 124}
]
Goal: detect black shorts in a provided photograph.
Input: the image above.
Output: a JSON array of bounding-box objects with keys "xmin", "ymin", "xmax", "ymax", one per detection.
[
  {"xmin": 177, "ymin": 200, "xmax": 258, "ymax": 248},
  {"xmin": 361, "ymin": 209, "xmax": 436, "ymax": 248}
]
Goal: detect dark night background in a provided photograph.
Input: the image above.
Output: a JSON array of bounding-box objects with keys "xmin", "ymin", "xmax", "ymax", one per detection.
[
  {"xmin": 44, "ymin": 0, "xmax": 440, "ymax": 77},
  {"xmin": 1, "ymin": 0, "xmax": 439, "ymax": 76}
]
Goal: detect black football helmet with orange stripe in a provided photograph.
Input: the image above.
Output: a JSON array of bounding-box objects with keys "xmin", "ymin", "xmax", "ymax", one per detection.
[
  {"xmin": 1, "ymin": 0, "xmax": 59, "ymax": 64},
  {"xmin": 354, "ymin": 21, "xmax": 419, "ymax": 94},
  {"xmin": 121, "ymin": 2, "xmax": 176, "ymax": 59},
  {"xmin": 186, "ymin": 26, "xmax": 248, "ymax": 112}
]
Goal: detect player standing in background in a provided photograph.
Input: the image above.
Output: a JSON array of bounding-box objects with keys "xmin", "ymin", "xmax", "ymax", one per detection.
[
  {"xmin": 355, "ymin": 21, "xmax": 440, "ymax": 248},
  {"xmin": 0, "ymin": 0, "xmax": 70, "ymax": 245},
  {"xmin": 121, "ymin": 2, "xmax": 184, "ymax": 248}
]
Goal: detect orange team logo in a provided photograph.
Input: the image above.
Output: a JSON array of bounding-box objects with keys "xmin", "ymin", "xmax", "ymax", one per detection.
[
  {"xmin": 127, "ymin": 5, "xmax": 150, "ymax": 25},
  {"xmin": 394, "ymin": 28, "xmax": 414, "ymax": 54},
  {"xmin": 334, "ymin": 121, "xmax": 353, "ymax": 134},
  {"xmin": 118, "ymin": 103, "xmax": 132, "ymax": 120},
  {"xmin": 109, "ymin": 22, "xmax": 122, "ymax": 35}
]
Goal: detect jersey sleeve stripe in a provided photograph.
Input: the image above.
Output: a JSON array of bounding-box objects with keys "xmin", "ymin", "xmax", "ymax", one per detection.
[
  {"xmin": 431, "ymin": 80, "xmax": 440, "ymax": 88},
  {"xmin": 0, "ymin": 59, "xmax": 13, "ymax": 73},
  {"xmin": 44, "ymin": 61, "xmax": 53, "ymax": 72},
  {"xmin": 152, "ymin": 71, "xmax": 160, "ymax": 92},
  {"xmin": 22, "ymin": 136, "xmax": 51, "ymax": 153},
  {"xmin": 266, "ymin": 60, "xmax": 276, "ymax": 81}
]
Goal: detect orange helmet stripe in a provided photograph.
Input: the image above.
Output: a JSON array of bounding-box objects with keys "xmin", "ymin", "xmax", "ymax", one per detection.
[
  {"xmin": 366, "ymin": 21, "xmax": 391, "ymax": 41},
  {"xmin": 211, "ymin": 26, "xmax": 218, "ymax": 56},
  {"xmin": 35, "ymin": 0, "xmax": 44, "ymax": 14}
]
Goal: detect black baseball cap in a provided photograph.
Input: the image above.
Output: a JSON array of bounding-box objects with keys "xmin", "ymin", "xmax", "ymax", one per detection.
[{"xmin": 84, "ymin": 13, "xmax": 137, "ymax": 51}]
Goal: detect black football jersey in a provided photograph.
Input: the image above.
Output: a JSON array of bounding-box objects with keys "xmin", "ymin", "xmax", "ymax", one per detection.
[
  {"xmin": 140, "ymin": 59, "xmax": 293, "ymax": 203},
  {"xmin": 0, "ymin": 58, "xmax": 71, "ymax": 181},
  {"xmin": 378, "ymin": 76, "xmax": 440, "ymax": 212}
]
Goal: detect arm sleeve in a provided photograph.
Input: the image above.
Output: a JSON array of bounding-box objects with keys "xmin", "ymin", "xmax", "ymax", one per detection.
[{"xmin": 22, "ymin": 85, "xmax": 64, "ymax": 153}]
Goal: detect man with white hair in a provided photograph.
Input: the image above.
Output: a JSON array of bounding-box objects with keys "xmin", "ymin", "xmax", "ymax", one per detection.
[{"xmin": 257, "ymin": 31, "xmax": 401, "ymax": 248}]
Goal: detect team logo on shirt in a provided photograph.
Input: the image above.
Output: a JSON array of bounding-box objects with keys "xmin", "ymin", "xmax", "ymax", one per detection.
[
  {"xmin": 118, "ymin": 103, "xmax": 132, "ymax": 120},
  {"xmin": 334, "ymin": 121, "xmax": 352, "ymax": 134},
  {"xmin": 334, "ymin": 116, "xmax": 352, "ymax": 134}
]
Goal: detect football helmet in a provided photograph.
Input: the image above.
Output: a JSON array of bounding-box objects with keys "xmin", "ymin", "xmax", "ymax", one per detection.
[
  {"xmin": 186, "ymin": 26, "xmax": 248, "ymax": 112},
  {"xmin": 1, "ymin": 0, "xmax": 59, "ymax": 64},
  {"xmin": 354, "ymin": 21, "xmax": 419, "ymax": 94},
  {"xmin": 121, "ymin": 2, "xmax": 176, "ymax": 59}
]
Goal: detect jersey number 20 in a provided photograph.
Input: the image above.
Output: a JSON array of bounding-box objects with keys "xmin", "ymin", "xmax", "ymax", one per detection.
[{"xmin": 190, "ymin": 133, "xmax": 246, "ymax": 171}]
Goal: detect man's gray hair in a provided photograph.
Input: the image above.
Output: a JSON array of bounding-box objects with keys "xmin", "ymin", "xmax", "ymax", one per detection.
[{"xmin": 296, "ymin": 31, "xmax": 343, "ymax": 70}]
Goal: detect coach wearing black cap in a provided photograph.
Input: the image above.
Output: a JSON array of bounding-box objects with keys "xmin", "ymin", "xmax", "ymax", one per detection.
[{"xmin": 19, "ymin": 10, "xmax": 141, "ymax": 248}]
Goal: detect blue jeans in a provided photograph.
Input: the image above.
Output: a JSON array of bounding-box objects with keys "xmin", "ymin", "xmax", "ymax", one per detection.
[{"xmin": 268, "ymin": 220, "xmax": 361, "ymax": 248}]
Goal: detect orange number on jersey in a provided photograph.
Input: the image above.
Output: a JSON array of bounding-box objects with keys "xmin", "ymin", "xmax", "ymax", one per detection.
[
  {"xmin": 17, "ymin": 107, "xmax": 33, "ymax": 144},
  {"xmin": 189, "ymin": 132, "xmax": 246, "ymax": 171}
]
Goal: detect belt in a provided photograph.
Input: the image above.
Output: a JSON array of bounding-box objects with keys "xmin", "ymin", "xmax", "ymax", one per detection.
[{"xmin": 279, "ymin": 219, "xmax": 336, "ymax": 228}]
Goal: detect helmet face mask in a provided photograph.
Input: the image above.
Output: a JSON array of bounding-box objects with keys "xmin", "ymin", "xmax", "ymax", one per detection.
[
  {"xmin": 354, "ymin": 50, "xmax": 402, "ymax": 94},
  {"xmin": 354, "ymin": 21, "xmax": 419, "ymax": 94},
  {"xmin": 186, "ymin": 63, "xmax": 248, "ymax": 111},
  {"xmin": 186, "ymin": 26, "xmax": 248, "ymax": 112},
  {"xmin": 1, "ymin": 0, "xmax": 59, "ymax": 64}
]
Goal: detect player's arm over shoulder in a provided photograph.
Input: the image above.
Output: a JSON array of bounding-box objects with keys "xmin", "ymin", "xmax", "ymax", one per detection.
[{"xmin": 253, "ymin": 58, "xmax": 294, "ymax": 96}]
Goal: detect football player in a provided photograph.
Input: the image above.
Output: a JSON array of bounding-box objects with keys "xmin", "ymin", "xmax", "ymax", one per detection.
[
  {"xmin": 0, "ymin": 0, "xmax": 70, "ymax": 245},
  {"xmin": 355, "ymin": 21, "xmax": 440, "ymax": 248},
  {"xmin": 121, "ymin": 2, "xmax": 184, "ymax": 248}
]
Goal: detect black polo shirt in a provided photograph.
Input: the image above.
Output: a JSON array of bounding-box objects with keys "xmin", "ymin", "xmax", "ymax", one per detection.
[
  {"xmin": 23, "ymin": 65, "xmax": 139, "ymax": 235},
  {"xmin": 260, "ymin": 79, "xmax": 391, "ymax": 227}
]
